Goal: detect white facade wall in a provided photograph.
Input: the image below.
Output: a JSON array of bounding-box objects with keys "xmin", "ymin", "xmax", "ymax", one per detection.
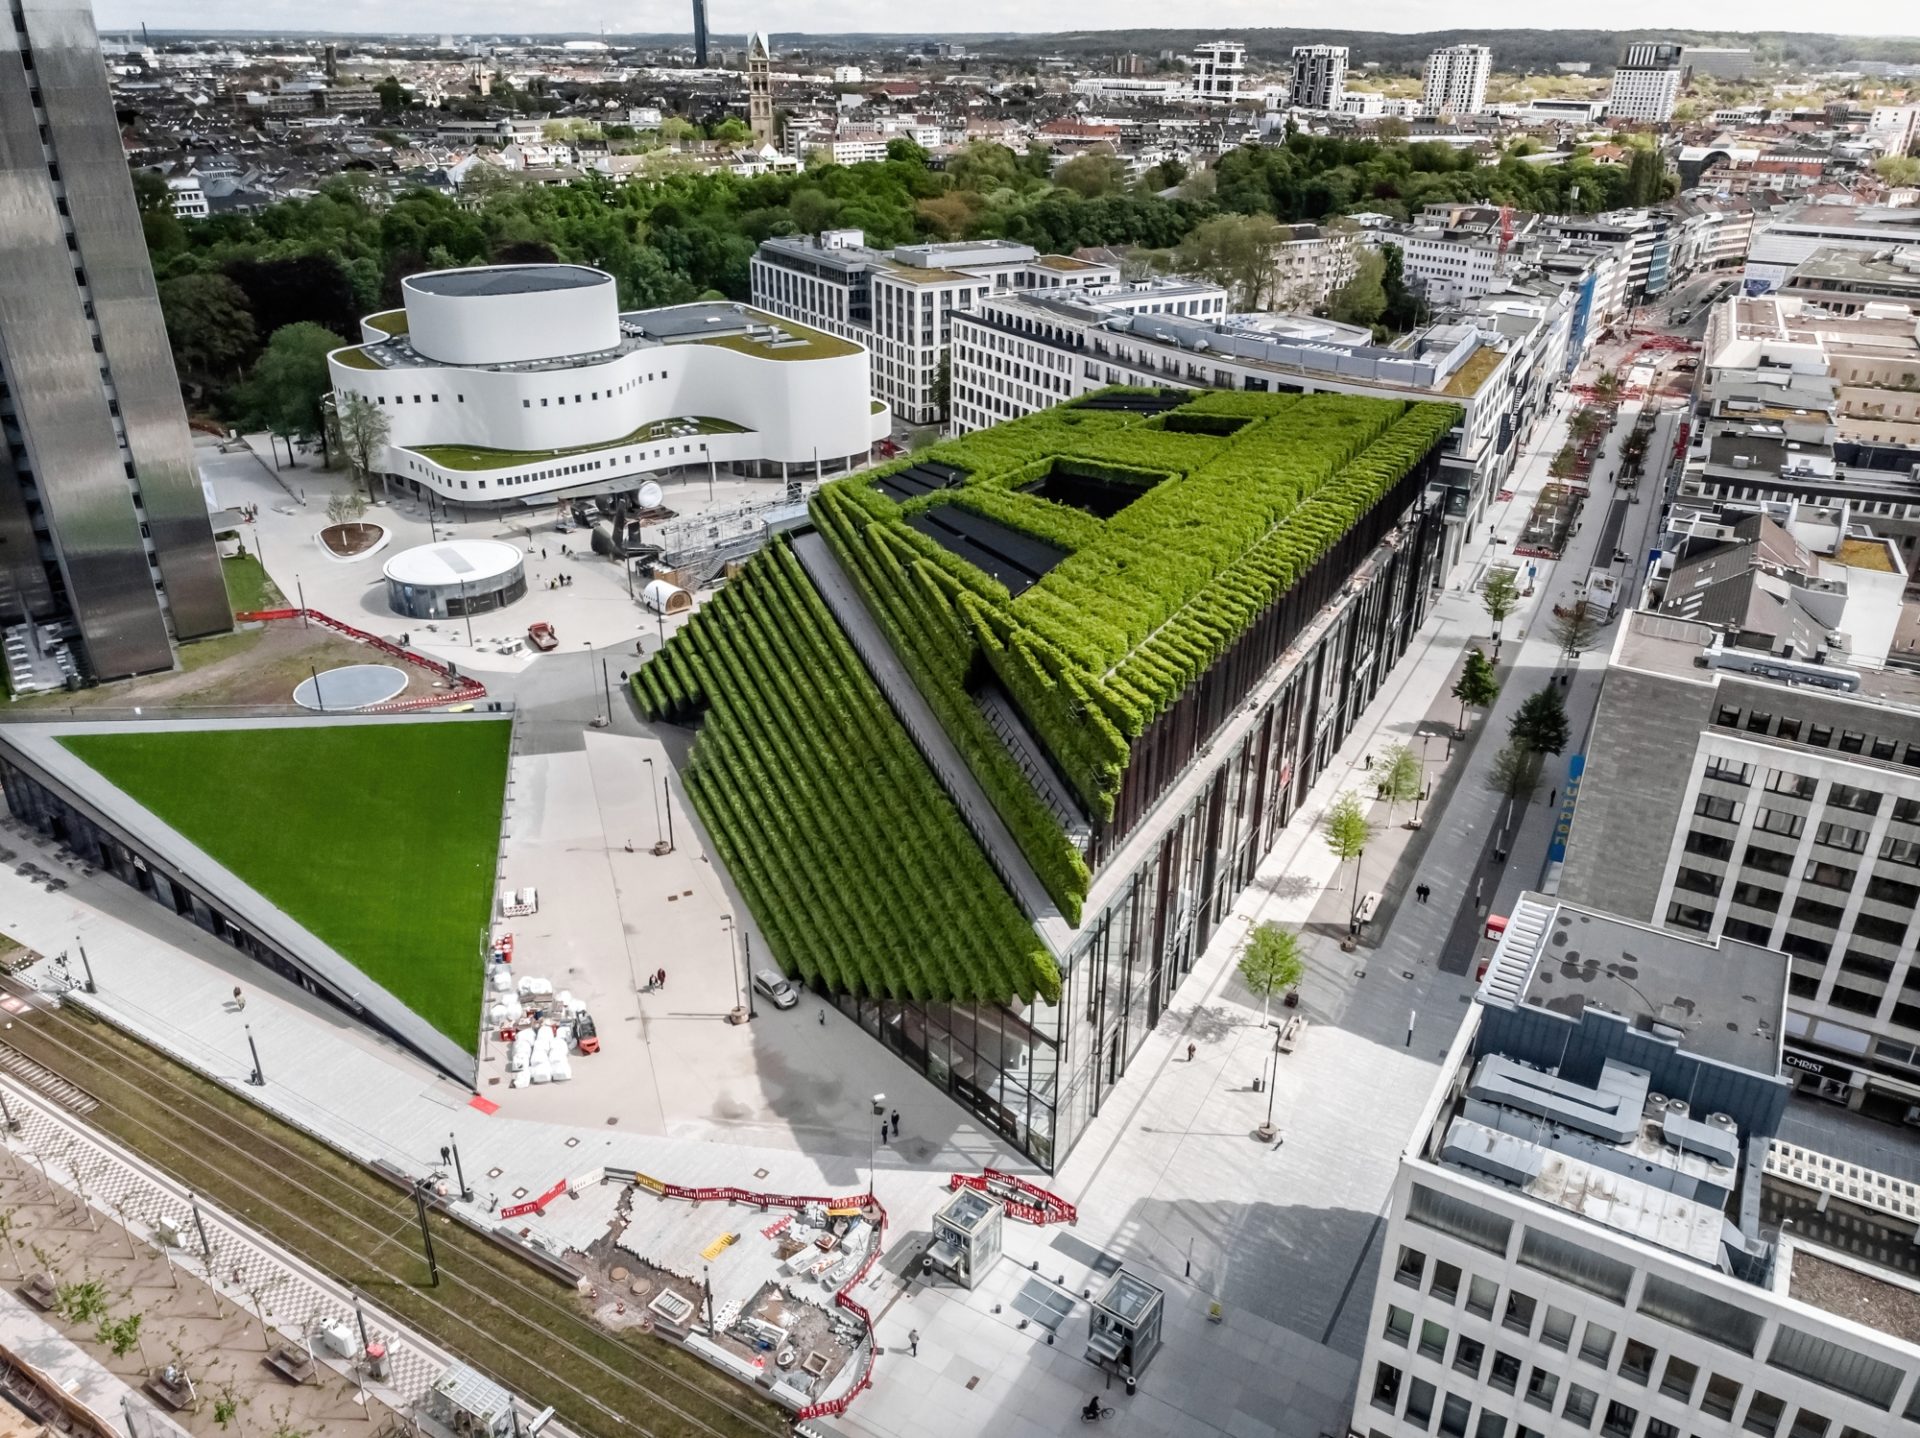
[
  {"xmin": 1354, "ymin": 1070, "xmax": 1920, "ymax": 1438},
  {"xmin": 1422, "ymin": 45, "xmax": 1491, "ymax": 117},
  {"xmin": 328, "ymin": 314, "xmax": 882, "ymax": 504},
  {"xmin": 1609, "ymin": 66, "xmax": 1683, "ymax": 124},
  {"xmin": 403, "ymin": 269, "xmax": 621, "ymax": 366},
  {"xmin": 1290, "ymin": 45, "xmax": 1348, "ymax": 112},
  {"xmin": 1402, "ymin": 233, "xmax": 1505, "ymax": 304}
]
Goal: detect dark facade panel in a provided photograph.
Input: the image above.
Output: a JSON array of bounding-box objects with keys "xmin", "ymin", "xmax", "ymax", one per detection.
[{"xmin": 0, "ymin": 21, "xmax": 172, "ymax": 677}]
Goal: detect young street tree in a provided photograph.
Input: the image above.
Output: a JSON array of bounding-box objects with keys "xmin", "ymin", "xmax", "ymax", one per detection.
[
  {"xmin": 334, "ymin": 392, "xmax": 391, "ymax": 499},
  {"xmin": 1238, "ymin": 922, "xmax": 1306, "ymax": 1026},
  {"xmin": 1322, "ymin": 790, "xmax": 1376, "ymax": 939},
  {"xmin": 1488, "ymin": 738, "xmax": 1540, "ymax": 800},
  {"xmin": 1510, "ymin": 684, "xmax": 1571, "ymax": 758},
  {"xmin": 1549, "ymin": 598, "xmax": 1604, "ymax": 665},
  {"xmin": 1452, "ymin": 647, "xmax": 1500, "ymax": 733},
  {"xmin": 1376, "ymin": 741, "xmax": 1422, "ymax": 826},
  {"xmin": 1481, "ymin": 569, "xmax": 1520, "ymax": 652}
]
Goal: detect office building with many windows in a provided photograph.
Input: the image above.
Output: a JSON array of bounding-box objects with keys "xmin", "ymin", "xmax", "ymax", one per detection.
[
  {"xmin": 1355, "ymin": 892, "xmax": 1920, "ymax": 1438},
  {"xmin": 1609, "ymin": 42, "xmax": 1685, "ymax": 124},
  {"xmin": 1188, "ymin": 40, "xmax": 1245, "ymax": 105},
  {"xmin": 0, "ymin": 0, "xmax": 231, "ymax": 683},
  {"xmin": 1559, "ymin": 505, "xmax": 1920, "ymax": 1115},
  {"xmin": 750, "ymin": 231, "xmax": 1117, "ymax": 425}
]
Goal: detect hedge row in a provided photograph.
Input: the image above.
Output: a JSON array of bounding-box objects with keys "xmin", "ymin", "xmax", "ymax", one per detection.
[
  {"xmin": 631, "ymin": 540, "xmax": 1059, "ymax": 1004},
  {"xmin": 814, "ymin": 482, "xmax": 1093, "ymax": 920}
]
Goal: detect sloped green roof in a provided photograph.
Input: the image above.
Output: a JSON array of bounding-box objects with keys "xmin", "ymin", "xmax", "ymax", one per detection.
[{"xmin": 59, "ymin": 721, "xmax": 509, "ymax": 1050}]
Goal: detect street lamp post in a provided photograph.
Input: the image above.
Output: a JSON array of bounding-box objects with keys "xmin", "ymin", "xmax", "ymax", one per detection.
[
  {"xmin": 446, "ymin": 1132, "xmax": 473, "ymax": 1203},
  {"xmin": 868, "ymin": 1093, "xmax": 886, "ymax": 1203},
  {"xmin": 743, "ymin": 931, "xmax": 757, "ymax": 1020},
  {"xmin": 76, "ymin": 940, "xmax": 96, "ymax": 995},
  {"xmin": 295, "ymin": 576, "xmax": 308, "ymax": 627},
  {"xmin": 310, "ymin": 665, "xmax": 326, "ymax": 714},
  {"xmin": 244, "ymin": 1025, "xmax": 265, "ymax": 1087},
  {"xmin": 1257, "ymin": 1029, "xmax": 1281, "ymax": 1141},
  {"xmin": 643, "ymin": 757, "xmax": 663, "ymax": 847}
]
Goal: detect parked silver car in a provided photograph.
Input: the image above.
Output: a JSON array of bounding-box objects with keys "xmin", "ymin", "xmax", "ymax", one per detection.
[{"xmin": 753, "ymin": 969, "xmax": 799, "ymax": 1009}]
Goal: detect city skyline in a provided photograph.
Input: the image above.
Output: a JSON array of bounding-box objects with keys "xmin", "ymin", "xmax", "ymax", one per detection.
[{"xmin": 89, "ymin": 5, "xmax": 1916, "ymax": 41}]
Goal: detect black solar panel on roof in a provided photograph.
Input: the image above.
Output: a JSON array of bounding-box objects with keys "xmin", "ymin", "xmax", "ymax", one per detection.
[
  {"xmin": 869, "ymin": 460, "xmax": 970, "ymax": 505},
  {"xmin": 906, "ymin": 503, "xmax": 1066, "ymax": 596},
  {"xmin": 1070, "ymin": 389, "xmax": 1187, "ymax": 414}
]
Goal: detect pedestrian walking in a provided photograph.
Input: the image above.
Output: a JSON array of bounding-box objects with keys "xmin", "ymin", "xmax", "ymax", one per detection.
[
  {"xmin": 657, "ymin": 967, "xmax": 667, "ymax": 989},
  {"xmin": 880, "ymin": 1123, "xmax": 888, "ymax": 1148},
  {"xmin": 232, "ymin": 985, "xmax": 246, "ymax": 1011},
  {"xmin": 891, "ymin": 1109, "xmax": 900, "ymax": 1138},
  {"xmin": 817, "ymin": 1008, "xmax": 826, "ymax": 1026},
  {"xmin": 908, "ymin": 1328, "xmax": 920, "ymax": 1356},
  {"xmin": 1186, "ymin": 1041, "xmax": 1197, "ymax": 1063},
  {"xmin": 1550, "ymin": 788, "xmax": 1558, "ymax": 806}
]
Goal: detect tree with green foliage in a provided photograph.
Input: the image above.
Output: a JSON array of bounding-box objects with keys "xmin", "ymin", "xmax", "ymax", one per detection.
[
  {"xmin": 1510, "ymin": 685, "xmax": 1570, "ymax": 758},
  {"xmin": 97, "ymin": 1311, "xmax": 149, "ymax": 1367},
  {"xmin": 1874, "ymin": 155, "xmax": 1920, "ymax": 187},
  {"xmin": 1487, "ymin": 738, "xmax": 1539, "ymax": 801},
  {"xmin": 333, "ymin": 393, "xmax": 390, "ymax": 499},
  {"xmin": 1054, "ymin": 149, "xmax": 1128, "ymax": 199},
  {"xmin": 1376, "ymin": 741, "xmax": 1422, "ymax": 826},
  {"xmin": 886, "ymin": 136, "xmax": 929, "ymax": 168},
  {"xmin": 712, "ymin": 117, "xmax": 752, "ymax": 145},
  {"xmin": 1481, "ymin": 569, "xmax": 1520, "ymax": 649},
  {"xmin": 932, "ymin": 349, "xmax": 951, "ymax": 420},
  {"xmin": 1379, "ymin": 242, "xmax": 1421, "ymax": 331},
  {"xmin": 375, "ymin": 76, "xmax": 406, "ymax": 114},
  {"xmin": 1327, "ymin": 247, "xmax": 1388, "ymax": 328},
  {"xmin": 1239, "ymin": 922, "xmax": 1306, "ymax": 1026},
  {"xmin": 1451, "ymin": 646, "xmax": 1500, "ymax": 732},
  {"xmin": 1549, "ymin": 598, "xmax": 1604, "ymax": 665},
  {"xmin": 158, "ymin": 273, "xmax": 257, "ymax": 392},
  {"xmin": 1175, "ymin": 212, "xmax": 1282, "ymax": 310},
  {"xmin": 947, "ymin": 140, "xmax": 1019, "ymax": 192},
  {"xmin": 239, "ymin": 323, "xmax": 339, "ymax": 465},
  {"xmin": 1323, "ymin": 790, "xmax": 1376, "ymax": 936},
  {"xmin": 1548, "ymin": 445, "xmax": 1577, "ymax": 481}
]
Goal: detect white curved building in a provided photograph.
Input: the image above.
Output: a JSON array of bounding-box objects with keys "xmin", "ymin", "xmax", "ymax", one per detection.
[{"xmin": 327, "ymin": 264, "xmax": 890, "ymax": 508}]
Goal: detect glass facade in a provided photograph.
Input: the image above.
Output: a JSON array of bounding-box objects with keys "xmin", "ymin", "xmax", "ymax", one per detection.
[{"xmin": 833, "ymin": 489, "xmax": 1447, "ymax": 1169}]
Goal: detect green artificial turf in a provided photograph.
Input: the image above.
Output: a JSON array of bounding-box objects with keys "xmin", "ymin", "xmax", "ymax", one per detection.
[{"xmin": 59, "ymin": 720, "xmax": 510, "ymax": 1051}]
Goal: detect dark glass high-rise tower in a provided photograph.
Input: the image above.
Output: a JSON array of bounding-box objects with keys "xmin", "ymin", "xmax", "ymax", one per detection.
[
  {"xmin": 691, "ymin": 0, "xmax": 709, "ymax": 66},
  {"xmin": 0, "ymin": 0, "xmax": 231, "ymax": 681}
]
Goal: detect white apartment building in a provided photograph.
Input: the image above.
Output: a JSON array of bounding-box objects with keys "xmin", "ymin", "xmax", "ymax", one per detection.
[
  {"xmin": 1422, "ymin": 44, "xmax": 1492, "ymax": 118},
  {"xmin": 1356, "ymin": 893, "xmax": 1920, "ymax": 1438},
  {"xmin": 750, "ymin": 231, "xmax": 1118, "ymax": 425},
  {"xmin": 165, "ymin": 175, "xmax": 208, "ymax": 218},
  {"xmin": 1289, "ymin": 44, "xmax": 1348, "ymax": 112},
  {"xmin": 1270, "ymin": 222, "xmax": 1364, "ymax": 309},
  {"xmin": 324, "ymin": 265, "xmax": 886, "ymax": 506},
  {"xmin": 1609, "ymin": 43, "xmax": 1685, "ymax": 125},
  {"xmin": 1189, "ymin": 40, "xmax": 1245, "ymax": 105}
]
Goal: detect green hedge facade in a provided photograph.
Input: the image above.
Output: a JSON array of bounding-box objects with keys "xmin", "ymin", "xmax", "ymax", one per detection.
[{"xmin": 812, "ymin": 390, "xmax": 1459, "ymax": 916}]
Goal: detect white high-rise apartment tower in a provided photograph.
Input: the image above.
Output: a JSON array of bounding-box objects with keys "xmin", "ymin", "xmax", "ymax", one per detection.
[
  {"xmin": 1609, "ymin": 41, "xmax": 1685, "ymax": 124},
  {"xmin": 1422, "ymin": 44, "xmax": 1491, "ymax": 117},
  {"xmin": 1289, "ymin": 44, "xmax": 1348, "ymax": 112},
  {"xmin": 1189, "ymin": 40, "xmax": 1245, "ymax": 104}
]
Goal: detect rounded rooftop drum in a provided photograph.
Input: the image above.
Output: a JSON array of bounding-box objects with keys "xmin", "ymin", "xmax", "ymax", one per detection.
[{"xmin": 402, "ymin": 264, "xmax": 620, "ymax": 367}]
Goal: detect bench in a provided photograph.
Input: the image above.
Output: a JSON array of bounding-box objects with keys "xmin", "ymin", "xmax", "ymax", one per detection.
[{"xmin": 1277, "ymin": 1016, "xmax": 1307, "ymax": 1054}]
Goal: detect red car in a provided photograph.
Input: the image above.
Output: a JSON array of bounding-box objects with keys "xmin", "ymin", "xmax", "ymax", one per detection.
[{"xmin": 527, "ymin": 622, "xmax": 558, "ymax": 652}]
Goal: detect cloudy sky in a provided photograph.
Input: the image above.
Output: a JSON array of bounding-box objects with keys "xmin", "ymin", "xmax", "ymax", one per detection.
[{"xmin": 90, "ymin": 2, "xmax": 1911, "ymax": 39}]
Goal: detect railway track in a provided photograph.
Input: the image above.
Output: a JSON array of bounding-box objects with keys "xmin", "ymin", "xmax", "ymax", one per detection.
[{"xmin": 0, "ymin": 988, "xmax": 787, "ymax": 1438}]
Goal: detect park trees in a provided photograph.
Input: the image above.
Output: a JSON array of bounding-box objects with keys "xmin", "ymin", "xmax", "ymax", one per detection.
[
  {"xmin": 1174, "ymin": 213, "xmax": 1284, "ymax": 310},
  {"xmin": 1238, "ymin": 922, "xmax": 1306, "ymax": 1025},
  {"xmin": 157, "ymin": 273, "xmax": 258, "ymax": 394},
  {"xmin": 239, "ymin": 323, "xmax": 339, "ymax": 466},
  {"xmin": 1326, "ymin": 247, "xmax": 1388, "ymax": 329}
]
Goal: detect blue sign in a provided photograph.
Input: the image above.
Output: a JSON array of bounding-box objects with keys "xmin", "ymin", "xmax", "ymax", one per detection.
[{"xmin": 1548, "ymin": 753, "xmax": 1585, "ymax": 865}]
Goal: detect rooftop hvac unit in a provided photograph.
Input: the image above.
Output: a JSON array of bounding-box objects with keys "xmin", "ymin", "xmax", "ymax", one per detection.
[
  {"xmin": 1644, "ymin": 1093, "xmax": 1670, "ymax": 1117},
  {"xmin": 1706, "ymin": 1112, "xmax": 1737, "ymax": 1131},
  {"xmin": 1666, "ymin": 1098, "xmax": 1690, "ymax": 1117}
]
